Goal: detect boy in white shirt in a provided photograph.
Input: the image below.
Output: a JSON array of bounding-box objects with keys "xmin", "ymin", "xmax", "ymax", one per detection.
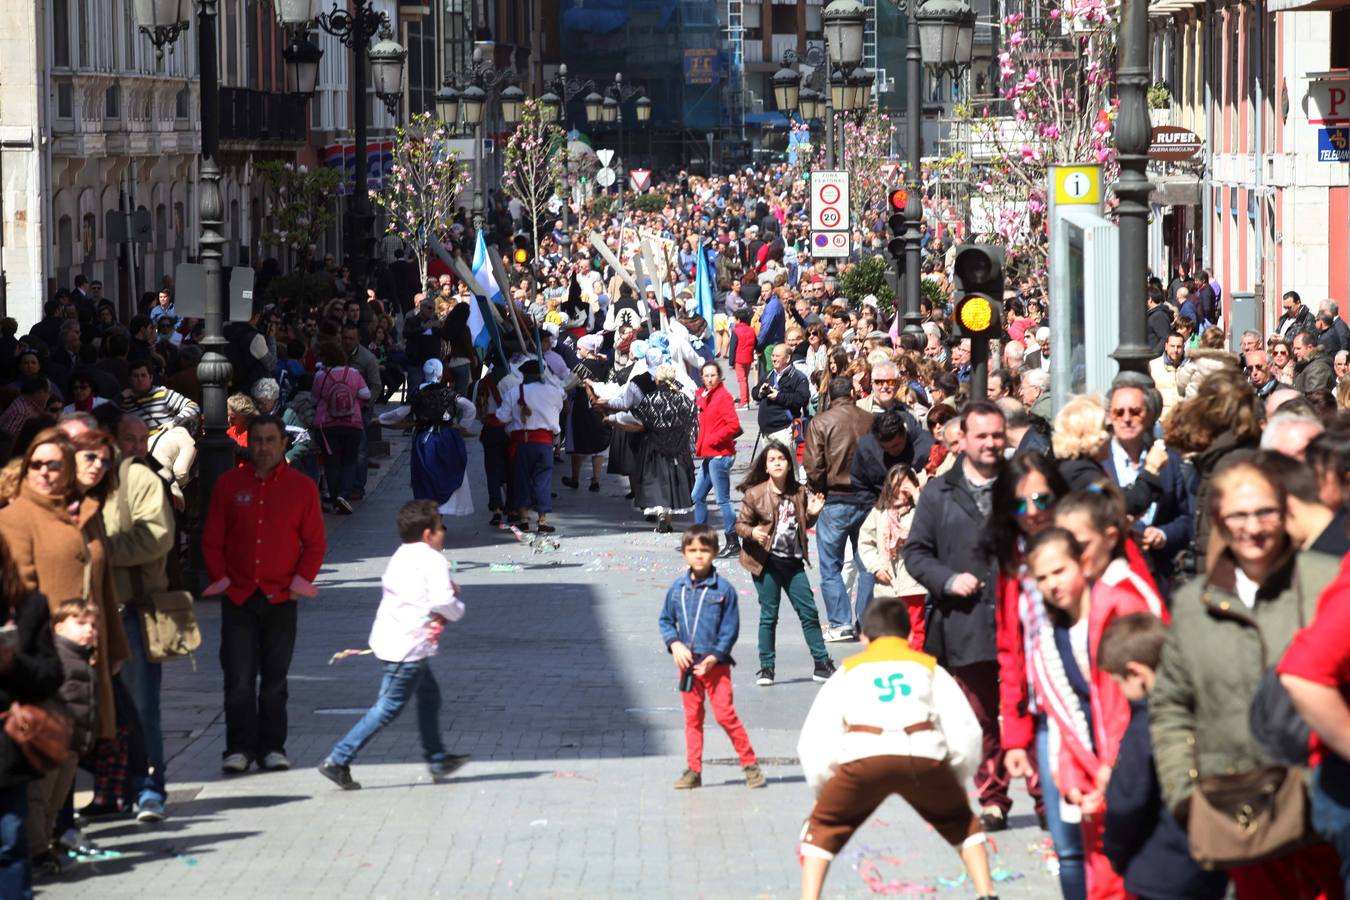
[
  {"xmin": 318, "ymin": 500, "xmax": 468, "ymax": 790},
  {"xmin": 796, "ymin": 599, "xmax": 997, "ymax": 900}
]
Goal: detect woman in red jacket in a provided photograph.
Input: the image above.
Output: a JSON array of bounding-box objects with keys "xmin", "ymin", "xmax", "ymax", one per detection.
[
  {"xmin": 692, "ymin": 361, "xmax": 741, "ymax": 556},
  {"xmin": 728, "ymin": 308, "xmax": 758, "ymax": 408}
]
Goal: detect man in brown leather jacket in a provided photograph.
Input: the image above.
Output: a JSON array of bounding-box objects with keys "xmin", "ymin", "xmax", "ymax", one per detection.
[{"xmin": 803, "ymin": 377, "xmax": 878, "ymax": 641}]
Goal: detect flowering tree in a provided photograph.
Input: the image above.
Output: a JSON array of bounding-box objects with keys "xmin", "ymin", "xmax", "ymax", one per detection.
[
  {"xmin": 503, "ymin": 98, "xmax": 567, "ymax": 259},
  {"xmin": 941, "ymin": 0, "xmax": 1117, "ymax": 284},
  {"xmin": 369, "ymin": 112, "xmax": 470, "ymax": 285},
  {"xmin": 790, "ymin": 108, "xmax": 895, "ymax": 233},
  {"xmin": 255, "ymin": 161, "xmax": 343, "ymax": 263}
]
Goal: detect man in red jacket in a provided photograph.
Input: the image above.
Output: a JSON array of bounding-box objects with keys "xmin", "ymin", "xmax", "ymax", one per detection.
[
  {"xmin": 204, "ymin": 415, "xmax": 326, "ymax": 775},
  {"xmin": 692, "ymin": 361, "xmax": 742, "ymax": 557}
]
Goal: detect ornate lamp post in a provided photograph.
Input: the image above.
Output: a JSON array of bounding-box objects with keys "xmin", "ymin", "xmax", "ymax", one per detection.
[
  {"xmin": 439, "ymin": 44, "xmax": 525, "ymax": 217},
  {"xmin": 772, "ymin": 0, "xmax": 868, "ymax": 169},
  {"xmin": 368, "ymin": 29, "xmax": 408, "ymax": 119},
  {"xmin": 603, "ymin": 72, "xmax": 648, "ymax": 201},
  {"xmin": 895, "ymin": 0, "xmax": 974, "ymax": 337},
  {"xmin": 1112, "ymin": 0, "xmax": 1154, "ymax": 376},
  {"xmin": 313, "ymin": 2, "xmax": 404, "ymax": 302},
  {"xmin": 133, "ymin": 0, "xmax": 235, "ymax": 511}
]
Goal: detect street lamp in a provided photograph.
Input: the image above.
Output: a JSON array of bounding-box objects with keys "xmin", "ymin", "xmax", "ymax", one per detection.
[
  {"xmin": 894, "ymin": 0, "xmax": 976, "ymax": 339},
  {"xmin": 134, "ymin": 0, "xmax": 190, "ymax": 57},
  {"xmin": 441, "ymin": 45, "xmax": 526, "ymax": 214},
  {"xmin": 1112, "ymin": 0, "xmax": 1155, "ymax": 376},
  {"xmin": 537, "ymin": 89, "xmax": 562, "ymax": 124},
  {"xmin": 822, "ymin": 0, "xmax": 867, "ymax": 69},
  {"xmin": 800, "ymin": 87, "xmax": 824, "ymax": 122},
  {"xmin": 635, "ymin": 94, "xmax": 652, "ymax": 124},
  {"xmin": 282, "ymin": 36, "xmax": 323, "ymax": 97},
  {"xmin": 131, "ymin": 0, "xmax": 233, "ymax": 521},
  {"xmin": 435, "ymin": 82, "xmax": 460, "ymax": 126},
  {"xmin": 583, "ymin": 91, "xmax": 604, "ymax": 125},
  {"xmin": 773, "ymin": 63, "xmax": 802, "ymax": 114},
  {"xmin": 368, "ymin": 29, "xmax": 408, "ymax": 119},
  {"xmin": 313, "ymin": 1, "xmax": 398, "ymax": 305},
  {"xmin": 544, "ymin": 64, "xmax": 597, "ymax": 128},
  {"xmin": 601, "ymin": 95, "xmax": 619, "ymax": 124}
]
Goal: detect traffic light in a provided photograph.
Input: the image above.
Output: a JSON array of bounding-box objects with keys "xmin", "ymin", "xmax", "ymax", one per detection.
[
  {"xmin": 951, "ymin": 244, "xmax": 1005, "ymax": 339},
  {"xmin": 512, "ymin": 234, "xmax": 533, "ymax": 266},
  {"xmin": 886, "ymin": 186, "xmax": 908, "ymax": 257}
]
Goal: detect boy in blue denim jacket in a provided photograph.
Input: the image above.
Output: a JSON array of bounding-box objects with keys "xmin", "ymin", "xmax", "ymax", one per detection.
[{"xmin": 660, "ymin": 524, "xmax": 765, "ymax": 790}]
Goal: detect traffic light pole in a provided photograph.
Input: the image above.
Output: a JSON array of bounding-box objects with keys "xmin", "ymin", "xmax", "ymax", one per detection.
[
  {"xmin": 900, "ymin": 0, "xmax": 924, "ymax": 339},
  {"xmin": 970, "ymin": 338, "xmax": 988, "ymax": 402}
]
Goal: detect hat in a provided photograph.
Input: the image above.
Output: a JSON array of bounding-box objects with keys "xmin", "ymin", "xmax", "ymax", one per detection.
[
  {"xmin": 757, "ymin": 272, "xmax": 776, "ymax": 287},
  {"xmin": 746, "ymin": 225, "xmax": 759, "ymax": 234},
  {"xmin": 542, "ymin": 322, "xmax": 560, "ymax": 338},
  {"xmin": 421, "ymin": 358, "xmax": 444, "ymax": 387},
  {"xmin": 867, "ymin": 330, "xmax": 890, "ymax": 342},
  {"xmin": 577, "ymin": 333, "xmax": 604, "ymax": 353},
  {"xmin": 862, "ymin": 294, "xmax": 879, "ymax": 309}
]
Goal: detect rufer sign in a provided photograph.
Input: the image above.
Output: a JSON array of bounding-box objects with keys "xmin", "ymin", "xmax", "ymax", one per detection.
[{"xmin": 1148, "ymin": 126, "xmax": 1203, "ymax": 162}]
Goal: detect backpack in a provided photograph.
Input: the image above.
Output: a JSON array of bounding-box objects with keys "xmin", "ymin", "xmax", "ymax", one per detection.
[{"xmin": 323, "ymin": 368, "xmax": 357, "ymax": 421}]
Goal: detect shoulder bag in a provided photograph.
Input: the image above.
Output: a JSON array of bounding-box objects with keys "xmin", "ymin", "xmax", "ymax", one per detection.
[
  {"xmin": 1187, "ymin": 580, "xmax": 1312, "ymax": 870},
  {"xmin": 131, "ymin": 558, "xmax": 202, "ymax": 664}
]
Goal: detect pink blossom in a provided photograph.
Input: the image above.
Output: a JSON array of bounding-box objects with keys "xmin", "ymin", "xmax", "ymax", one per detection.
[{"xmin": 1041, "ymin": 124, "xmax": 1061, "ymax": 140}]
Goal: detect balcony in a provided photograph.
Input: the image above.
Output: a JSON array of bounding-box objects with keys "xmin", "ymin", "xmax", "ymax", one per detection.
[{"xmin": 219, "ymin": 88, "xmax": 308, "ymax": 145}]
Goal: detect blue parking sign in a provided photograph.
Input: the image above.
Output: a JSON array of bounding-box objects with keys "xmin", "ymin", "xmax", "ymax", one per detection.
[{"xmin": 1318, "ymin": 127, "xmax": 1350, "ymax": 162}]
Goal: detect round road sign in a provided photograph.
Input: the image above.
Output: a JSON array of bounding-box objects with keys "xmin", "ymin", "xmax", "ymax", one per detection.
[
  {"xmin": 819, "ymin": 208, "xmax": 842, "ymax": 228},
  {"xmin": 595, "ymin": 167, "xmax": 616, "ymax": 187}
]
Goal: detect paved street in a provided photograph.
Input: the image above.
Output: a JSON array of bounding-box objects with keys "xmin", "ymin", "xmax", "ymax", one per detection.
[{"xmin": 47, "ymin": 414, "xmax": 1057, "ymax": 899}]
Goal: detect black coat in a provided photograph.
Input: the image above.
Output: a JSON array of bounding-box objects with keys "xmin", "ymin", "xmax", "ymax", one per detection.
[
  {"xmin": 54, "ymin": 635, "xmax": 96, "ymax": 755},
  {"xmin": 0, "ymin": 590, "xmax": 63, "ymax": 788},
  {"xmin": 848, "ymin": 413, "xmax": 933, "ymax": 508},
  {"xmin": 903, "ymin": 460, "xmax": 999, "ymax": 667},
  {"xmin": 755, "ymin": 364, "xmax": 809, "ymax": 433},
  {"xmin": 1147, "ymin": 304, "xmax": 1173, "ymax": 355},
  {"xmin": 1103, "ymin": 700, "xmax": 1228, "ymax": 900}
]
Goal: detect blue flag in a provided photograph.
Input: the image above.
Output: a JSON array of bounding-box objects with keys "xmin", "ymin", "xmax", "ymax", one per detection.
[{"xmin": 694, "ymin": 235, "xmax": 716, "ymax": 327}]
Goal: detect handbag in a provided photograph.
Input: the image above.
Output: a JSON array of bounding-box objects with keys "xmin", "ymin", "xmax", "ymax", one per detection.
[
  {"xmin": 1187, "ymin": 577, "xmax": 1313, "ymax": 869},
  {"xmin": 1, "ymin": 701, "xmax": 71, "ymax": 773},
  {"xmin": 131, "ymin": 561, "xmax": 201, "ymax": 664},
  {"xmin": 1187, "ymin": 765, "xmax": 1309, "ymax": 869}
]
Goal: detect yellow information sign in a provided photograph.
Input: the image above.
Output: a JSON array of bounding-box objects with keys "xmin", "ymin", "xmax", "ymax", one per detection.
[{"xmin": 1052, "ymin": 166, "xmax": 1102, "ymax": 206}]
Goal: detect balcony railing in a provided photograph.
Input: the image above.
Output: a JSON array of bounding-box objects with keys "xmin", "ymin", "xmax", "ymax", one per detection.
[{"xmin": 219, "ymin": 87, "xmax": 308, "ymax": 144}]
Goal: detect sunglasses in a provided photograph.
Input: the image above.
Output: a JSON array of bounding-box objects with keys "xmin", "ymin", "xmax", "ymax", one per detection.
[
  {"xmin": 1014, "ymin": 493, "xmax": 1055, "ymax": 517},
  {"xmin": 77, "ymin": 451, "xmax": 110, "ymax": 466},
  {"xmin": 29, "ymin": 459, "xmax": 64, "ymax": 473},
  {"xmin": 1111, "ymin": 406, "xmax": 1144, "ymax": 420}
]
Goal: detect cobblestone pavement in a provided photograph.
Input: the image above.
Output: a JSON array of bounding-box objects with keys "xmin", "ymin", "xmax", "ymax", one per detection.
[{"xmin": 45, "ymin": 411, "xmax": 1059, "ymax": 899}]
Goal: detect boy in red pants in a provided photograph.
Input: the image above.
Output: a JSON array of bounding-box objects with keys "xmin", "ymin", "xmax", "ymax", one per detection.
[{"xmin": 659, "ymin": 524, "xmax": 766, "ymax": 790}]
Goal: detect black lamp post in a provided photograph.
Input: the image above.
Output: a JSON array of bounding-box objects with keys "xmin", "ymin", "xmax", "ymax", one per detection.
[
  {"xmin": 134, "ymin": 0, "xmax": 234, "ymax": 511},
  {"xmin": 602, "ymin": 73, "xmax": 648, "ymax": 201},
  {"xmin": 313, "ymin": 1, "xmax": 404, "ymax": 304},
  {"xmin": 1112, "ymin": 0, "xmax": 1154, "ymax": 377},
  {"xmin": 439, "ymin": 45, "xmax": 525, "ymax": 217},
  {"xmin": 896, "ymin": 0, "xmax": 974, "ymax": 338}
]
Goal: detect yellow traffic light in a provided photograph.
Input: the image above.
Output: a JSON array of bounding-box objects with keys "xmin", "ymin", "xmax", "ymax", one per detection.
[{"xmin": 958, "ymin": 295, "xmax": 994, "ymax": 334}]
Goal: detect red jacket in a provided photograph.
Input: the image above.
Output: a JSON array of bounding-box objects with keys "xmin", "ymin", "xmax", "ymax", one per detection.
[
  {"xmin": 203, "ymin": 461, "xmax": 327, "ymax": 605},
  {"xmin": 731, "ymin": 322, "xmax": 757, "ymax": 366},
  {"xmin": 695, "ymin": 383, "xmax": 739, "ymax": 457},
  {"xmin": 997, "ymin": 537, "xmax": 1167, "ymax": 753}
]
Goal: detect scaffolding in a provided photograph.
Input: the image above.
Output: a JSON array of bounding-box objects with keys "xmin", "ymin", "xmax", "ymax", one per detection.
[{"xmin": 723, "ymin": 0, "xmax": 746, "ymax": 141}]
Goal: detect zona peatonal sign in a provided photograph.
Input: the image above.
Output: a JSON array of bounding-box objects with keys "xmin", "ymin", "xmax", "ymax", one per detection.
[{"xmin": 1148, "ymin": 125, "xmax": 1203, "ymax": 162}]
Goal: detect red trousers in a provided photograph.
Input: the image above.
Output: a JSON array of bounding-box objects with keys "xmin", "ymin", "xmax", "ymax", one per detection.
[
  {"xmin": 681, "ymin": 663, "xmax": 756, "ymax": 773},
  {"xmin": 899, "ymin": 593, "xmax": 926, "ymax": 651},
  {"xmin": 734, "ymin": 363, "xmax": 753, "ymax": 406},
  {"xmin": 949, "ymin": 660, "xmax": 1011, "ymax": 814},
  {"xmin": 1080, "ymin": 812, "xmax": 1126, "ymax": 900},
  {"xmin": 1230, "ymin": 844, "xmax": 1344, "ymax": 900}
]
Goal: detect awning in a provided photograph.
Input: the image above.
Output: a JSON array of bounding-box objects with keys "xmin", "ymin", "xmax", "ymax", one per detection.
[
  {"xmin": 1268, "ymin": 0, "xmax": 1349, "ymax": 11},
  {"xmin": 1149, "ymin": 0, "xmax": 1205, "ymax": 17},
  {"xmin": 1150, "ymin": 175, "xmax": 1202, "ymax": 207}
]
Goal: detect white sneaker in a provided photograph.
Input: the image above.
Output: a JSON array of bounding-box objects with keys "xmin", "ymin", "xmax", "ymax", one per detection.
[
  {"xmin": 221, "ymin": 753, "xmax": 250, "ymax": 774},
  {"xmin": 261, "ymin": 752, "xmax": 291, "ymax": 771},
  {"xmin": 822, "ymin": 626, "xmax": 856, "ymax": 643}
]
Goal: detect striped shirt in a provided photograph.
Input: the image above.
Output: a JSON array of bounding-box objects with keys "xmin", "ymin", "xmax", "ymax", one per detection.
[{"xmin": 120, "ymin": 385, "xmax": 200, "ymax": 435}]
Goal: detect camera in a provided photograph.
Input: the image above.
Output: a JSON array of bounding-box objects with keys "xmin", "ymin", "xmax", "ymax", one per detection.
[{"xmin": 679, "ymin": 668, "xmax": 696, "ymax": 692}]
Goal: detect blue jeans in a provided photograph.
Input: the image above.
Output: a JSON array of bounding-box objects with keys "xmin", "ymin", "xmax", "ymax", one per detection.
[
  {"xmin": 319, "ymin": 425, "xmax": 362, "ymax": 502},
  {"xmin": 1036, "ymin": 715, "xmax": 1086, "ymax": 900},
  {"xmin": 0, "ymin": 782, "xmax": 31, "ymax": 898},
  {"xmin": 355, "ymin": 407, "xmax": 373, "ymax": 491},
  {"xmin": 1312, "ymin": 755, "xmax": 1350, "ymax": 895},
  {"xmin": 512, "ymin": 442, "xmax": 553, "ymax": 514},
  {"xmin": 118, "ymin": 606, "xmax": 166, "ymax": 804},
  {"xmin": 814, "ymin": 501, "xmax": 875, "ymax": 630},
  {"xmin": 692, "ymin": 456, "xmax": 735, "ymax": 533},
  {"xmin": 328, "ymin": 659, "xmax": 447, "ymax": 767}
]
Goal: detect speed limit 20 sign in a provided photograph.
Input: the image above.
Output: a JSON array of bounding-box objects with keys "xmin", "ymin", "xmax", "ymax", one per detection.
[{"xmin": 810, "ymin": 171, "xmax": 850, "ymax": 234}]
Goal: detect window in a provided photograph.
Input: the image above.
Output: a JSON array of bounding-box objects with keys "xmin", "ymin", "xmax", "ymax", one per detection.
[
  {"xmin": 78, "ymin": 0, "xmax": 90, "ymax": 67},
  {"xmin": 1332, "ymin": 10, "xmax": 1350, "ymax": 69},
  {"xmin": 106, "ymin": 84, "xmax": 120, "ymax": 118},
  {"xmin": 225, "ymin": 0, "xmax": 239, "ymax": 87},
  {"xmin": 57, "ymin": 216, "xmax": 74, "ymax": 271},
  {"xmin": 156, "ymin": 203, "xmax": 168, "ymax": 248},
  {"xmin": 53, "ymin": 0, "xmax": 70, "ymax": 68},
  {"xmin": 176, "ymin": 87, "xmax": 188, "ymax": 119},
  {"xmin": 57, "ymin": 83, "xmax": 74, "ymax": 118}
]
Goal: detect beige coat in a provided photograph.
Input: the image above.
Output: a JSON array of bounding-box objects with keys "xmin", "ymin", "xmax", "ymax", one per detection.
[
  {"xmin": 102, "ymin": 457, "xmax": 175, "ymax": 608},
  {"xmin": 0, "ymin": 485, "xmax": 129, "ymax": 739},
  {"xmin": 857, "ymin": 506, "xmax": 925, "ymax": 598}
]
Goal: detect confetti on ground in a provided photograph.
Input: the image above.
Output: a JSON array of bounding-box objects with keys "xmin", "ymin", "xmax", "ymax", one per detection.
[
  {"xmin": 448, "ymin": 560, "xmax": 459, "ymax": 572},
  {"xmin": 489, "ymin": 563, "xmax": 522, "ymax": 573},
  {"xmin": 529, "ymin": 819, "xmax": 548, "ymax": 827},
  {"xmin": 328, "ymin": 648, "xmax": 374, "ymax": 665},
  {"xmin": 551, "ymin": 771, "xmax": 596, "ymax": 782},
  {"xmin": 857, "ymin": 859, "xmax": 937, "ymax": 894},
  {"xmin": 177, "ymin": 854, "xmax": 200, "ymax": 867},
  {"xmin": 937, "ymin": 868, "xmax": 1023, "ymax": 888}
]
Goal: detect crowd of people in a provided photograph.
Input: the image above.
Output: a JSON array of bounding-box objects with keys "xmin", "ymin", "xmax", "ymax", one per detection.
[{"xmin": 0, "ymin": 161, "xmax": 1349, "ymax": 900}]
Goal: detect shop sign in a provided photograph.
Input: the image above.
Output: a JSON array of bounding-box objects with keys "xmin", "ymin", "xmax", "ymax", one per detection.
[{"xmin": 1148, "ymin": 126, "xmax": 1202, "ymax": 162}]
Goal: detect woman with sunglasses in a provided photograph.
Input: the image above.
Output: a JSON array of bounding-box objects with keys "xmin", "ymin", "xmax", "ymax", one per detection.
[
  {"xmin": 988, "ymin": 453, "xmax": 1081, "ymax": 900},
  {"xmin": 0, "ymin": 429, "xmax": 128, "ymax": 773},
  {"xmin": 1270, "ymin": 339, "xmax": 1296, "ymax": 384},
  {"xmin": 1152, "ymin": 456, "xmax": 1342, "ymax": 898}
]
